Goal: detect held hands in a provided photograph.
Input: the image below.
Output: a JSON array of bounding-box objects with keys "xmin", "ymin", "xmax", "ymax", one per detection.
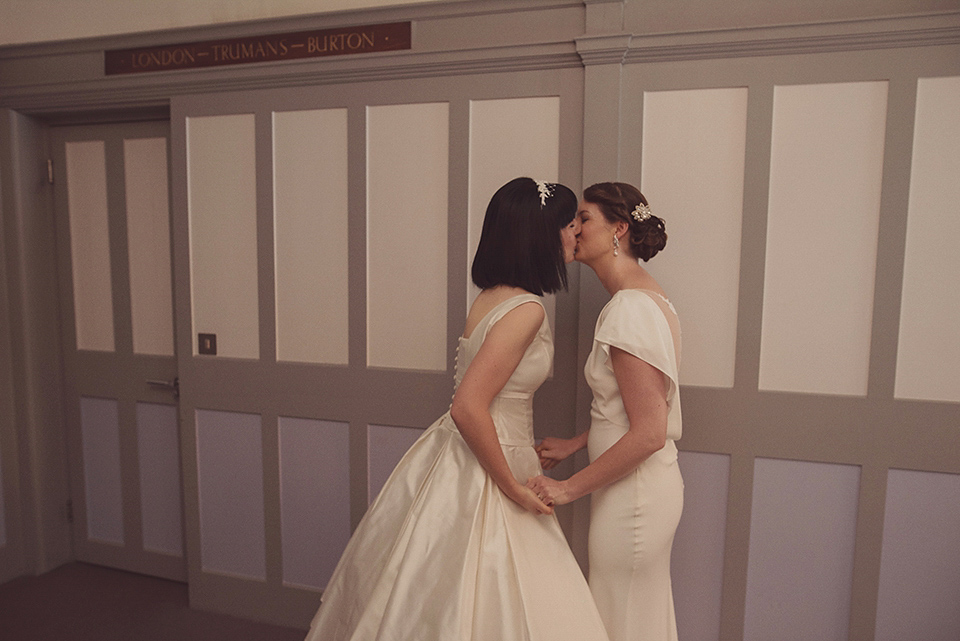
[
  {"xmin": 526, "ymin": 475, "xmax": 575, "ymax": 507},
  {"xmin": 535, "ymin": 436, "xmax": 580, "ymax": 470},
  {"xmin": 510, "ymin": 483, "xmax": 554, "ymax": 515}
]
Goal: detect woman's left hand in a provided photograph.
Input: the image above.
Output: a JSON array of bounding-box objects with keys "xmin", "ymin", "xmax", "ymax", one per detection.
[
  {"xmin": 535, "ymin": 436, "xmax": 580, "ymax": 470},
  {"xmin": 526, "ymin": 475, "xmax": 575, "ymax": 507}
]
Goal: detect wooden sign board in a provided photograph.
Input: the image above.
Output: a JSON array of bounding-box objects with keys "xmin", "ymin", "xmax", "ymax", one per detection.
[{"xmin": 105, "ymin": 21, "xmax": 411, "ymax": 75}]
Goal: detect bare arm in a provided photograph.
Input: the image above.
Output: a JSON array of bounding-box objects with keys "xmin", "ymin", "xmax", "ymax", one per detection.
[
  {"xmin": 450, "ymin": 302, "xmax": 554, "ymax": 515},
  {"xmin": 528, "ymin": 346, "xmax": 668, "ymax": 506}
]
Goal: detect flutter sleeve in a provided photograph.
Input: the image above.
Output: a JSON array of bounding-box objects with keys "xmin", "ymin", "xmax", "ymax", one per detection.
[{"xmin": 593, "ymin": 291, "xmax": 679, "ymax": 403}]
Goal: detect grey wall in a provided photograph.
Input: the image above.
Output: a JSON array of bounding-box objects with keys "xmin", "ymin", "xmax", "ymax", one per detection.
[
  {"xmin": 0, "ymin": 109, "xmax": 72, "ymax": 577},
  {"xmin": 1, "ymin": 1, "xmax": 958, "ymax": 639}
]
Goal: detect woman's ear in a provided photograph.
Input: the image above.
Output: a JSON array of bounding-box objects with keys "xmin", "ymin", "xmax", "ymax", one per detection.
[{"xmin": 615, "ymin": 220, "xmax": 629, "ymax": 239}]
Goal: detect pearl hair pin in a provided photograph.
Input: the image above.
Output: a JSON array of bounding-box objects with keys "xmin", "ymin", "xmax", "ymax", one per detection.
[
  {"xmin": 631, "ymin": 203, "xmax": 653, "ymax": 222},
  {"xmin": 535, "ymin": 180, "xmax": 554, "ymax": 207}
]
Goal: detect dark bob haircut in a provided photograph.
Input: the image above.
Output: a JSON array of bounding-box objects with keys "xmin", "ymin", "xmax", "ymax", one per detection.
[{"xmin": 471, "ymin": 177, "xmax": 577, "ymax": 295}]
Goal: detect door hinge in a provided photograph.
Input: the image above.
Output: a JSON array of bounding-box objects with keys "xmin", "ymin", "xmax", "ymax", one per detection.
[
  {"xmin": 66, "ymin": 499, "xmax": 74, "ymax": 523},
  {"xmin": 47, "ymin": 159, "xmax": 54, "ymax": 184}
]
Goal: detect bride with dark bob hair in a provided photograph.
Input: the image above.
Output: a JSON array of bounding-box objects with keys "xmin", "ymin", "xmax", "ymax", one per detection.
[{"xmin": 305, "ymin": 177, "xmax": 609, "ymax": 641}]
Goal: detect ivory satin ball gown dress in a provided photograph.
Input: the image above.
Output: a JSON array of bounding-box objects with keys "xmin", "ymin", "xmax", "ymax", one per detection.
[
  {"xmin": 305, "ymin": 294, "xmax": 609, "ymax": 641},
  {"xmin": 584, "ymin": 289, "xmax": 685, "ymax": 641}
]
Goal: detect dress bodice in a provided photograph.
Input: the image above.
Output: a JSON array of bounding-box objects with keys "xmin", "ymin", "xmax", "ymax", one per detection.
[
  {"xmin": 454, "ymin": 294, "xmax": 552, "ymax": 446},
  {"xmin": 585, "ymin": 289, "xmax": 682, "ymax": 459}
]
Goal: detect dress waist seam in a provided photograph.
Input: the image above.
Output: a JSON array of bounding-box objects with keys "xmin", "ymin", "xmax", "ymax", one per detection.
[{"xmin": 438, "ymin": 412, "xmax": 534, "ymax": 448}]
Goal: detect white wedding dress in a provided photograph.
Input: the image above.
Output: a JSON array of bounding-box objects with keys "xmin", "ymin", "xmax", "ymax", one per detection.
[
  {"xmin": 305, "ymin": 294, "xmax": 609, "ymax": 641},
  {"xmin": 584, "ymin": 289, "xmax": 684, "ymax": 641}
]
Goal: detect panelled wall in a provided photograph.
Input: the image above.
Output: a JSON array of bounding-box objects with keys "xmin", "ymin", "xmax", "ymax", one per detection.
[
  {"xmin": 604, "ymin": 31, "xmax": 960, "ymax": 641},
  {"xmin": 168, "ymin": 70, "xmax": 584, "ymax": 624},
  {"xmin": 0, "ymin": 2, "xmax": 958, "ymax": 640}
]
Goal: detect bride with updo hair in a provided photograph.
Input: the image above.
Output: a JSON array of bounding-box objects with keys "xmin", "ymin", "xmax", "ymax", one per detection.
[{"xmin": 529, "ymin": 181, "xmax": 684, "ymax": 641}]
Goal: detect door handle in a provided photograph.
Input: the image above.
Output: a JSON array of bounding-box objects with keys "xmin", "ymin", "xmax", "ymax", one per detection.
[{"xmin": 146, "ymin": 377, "xmax": 180, "ymax": 399}]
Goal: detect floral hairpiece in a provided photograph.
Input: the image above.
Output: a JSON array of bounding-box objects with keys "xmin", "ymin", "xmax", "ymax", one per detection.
[
  {"xmin": 535, "ymin": 180, "xmax": 555, "ymax": 207},
  {"xmin": 631, "ymin": 203, "xmax": 653, "ymax": 223}
]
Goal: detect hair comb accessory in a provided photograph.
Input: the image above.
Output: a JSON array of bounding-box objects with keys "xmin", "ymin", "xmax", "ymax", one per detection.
[
  {"xmin": 535, "ymin": 180, "xmax": 555, "ymax": 207},
  {"xmin": 631, "ymin": 202, "xmax": 653, "ymax": 223}
]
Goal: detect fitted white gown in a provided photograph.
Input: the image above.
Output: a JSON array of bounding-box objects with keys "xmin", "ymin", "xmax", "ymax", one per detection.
[
  {"xmin": 305, "ymin": 294, "xmax": 609, "ymax": 641},
  {"xmin": 584, "ymin": 289, "xmax": 684, "ymax": 641}
]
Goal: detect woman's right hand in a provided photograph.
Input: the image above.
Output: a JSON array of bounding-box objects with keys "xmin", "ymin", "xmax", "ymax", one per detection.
[{"xmin": 535, "ymin": 436, "xmax": 581, "ymax": 470}]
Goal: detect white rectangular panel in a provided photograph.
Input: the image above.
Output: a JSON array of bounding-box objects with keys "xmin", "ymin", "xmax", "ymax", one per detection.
[
  {"xmin": 760, "ymin": 81, "xmax": 888, "ymax": 395},
  {"xmin": 641, "ymin": 88, "xmax": 748, "ymax": 388},
  {"xmin": 136, "ymin": 402, "xmax": 182, "ymax": 556},
  {"xmin": 876, "ymin": 469, "xmax": 960, "ymax": 640},
  {"xmin": 895, "ymin": 76, "xmax": 960, "ymax": 403},
  {"xmin": 367, "ymin": 103, "xmax": 449, "ymax": 371},
  {"xmin": 273, "ymin": 109, "xmax": 349, "ymax": 365},
  {"xmin": 279, "ymin": 417, "xmax": 350, "ymax": 590},
  {"xmin": 744, "ymin": 458, "xmax": 860, "ymax": 641},
  {"xmin": 187, "ymin": 114, "xmax": 259, "ymax": 359},
  {"xmin": 124, "ymin": 137, "xmax": 174, "ymax": 357},
  {"xmin": 196, "ymin": 409, "xmax": 265, "ymax": 579},
  {"xmin": 367, "ymin": 424, "xmax": 422, "ymax": 504},
  {"xmin": 65, "ymin": 140, "xmax": 115, "ymax": 352},
  {"xmin": 79, "ymin": 397, "xmax": 123, "ymax": 544},
  {"xmin": 467, "ymin": 97, "xmax": 561, "ymax": 315},
  {"xmin": 672, "ymin": 451, "xmax": 730, "ymax": 641}
]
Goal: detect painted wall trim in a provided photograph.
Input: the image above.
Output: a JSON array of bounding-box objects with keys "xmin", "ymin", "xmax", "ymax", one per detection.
[
  {"xmin": 2, "ymin": 7, "xmax": 957, "ymax": 118},
  {"xmin": 626, "ymin": 12, "xmax": 960, "ymax": 63}
]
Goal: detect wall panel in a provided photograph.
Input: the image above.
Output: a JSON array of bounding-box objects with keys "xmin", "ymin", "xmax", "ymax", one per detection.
[
  {"xmin": 895, "ymin": 75, "xmax": 960, "ymax": 403},
  {"xmin": 186, "ymin": 114, "xmax": 259, "ymax": 359},
  {"xmin": 672, "ymin": 451, "xmax": 729, "ymax": 641},
  {"xmin": 759, "ymin": 81, "xmax": 888, "ymax": 396},
  {"xmin": 196, "ymin": 409, "xmax": 265, "ymax": 580},
  {"xmin": 273, "ymin": 109, "xmax": 350, "ymax": 365},
  {"xmin": 875, "ymin": 468, "xmax": 960, "ymax": 641},
  {"xmin": 279, "ymin": 417, "xmax": 350, "ymax": 590},
  {"xmin": 640, "ymin": 87, "xmax": 748, "ymax": 388},
  {"xmin": 744, "ymin": 458, "xmax": 860, "ymax": 641},
  {"xmin": 366, "ymin": 102, "xmax": 449, "ymax": 371}
]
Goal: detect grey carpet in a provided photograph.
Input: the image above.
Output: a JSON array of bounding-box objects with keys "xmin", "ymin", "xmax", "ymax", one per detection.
[{"xmin": 0, "ymin": 563, "xmax": 306, "ymax": 641}]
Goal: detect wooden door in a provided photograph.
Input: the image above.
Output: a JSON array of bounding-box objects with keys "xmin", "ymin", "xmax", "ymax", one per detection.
[{"xmin": 51, "ymin": 121, "xmax": 185, "ymax": 581}]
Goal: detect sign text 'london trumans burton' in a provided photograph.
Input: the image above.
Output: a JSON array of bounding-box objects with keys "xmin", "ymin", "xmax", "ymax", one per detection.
[{"xmin": 105, "ymin": 22, "xmax": 411, "ymax": 75}]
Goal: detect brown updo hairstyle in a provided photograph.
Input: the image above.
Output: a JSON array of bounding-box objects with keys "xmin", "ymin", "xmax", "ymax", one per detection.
[{"xmin": 582, "ymin": 182, "xmax": 667, "ymax": 262}]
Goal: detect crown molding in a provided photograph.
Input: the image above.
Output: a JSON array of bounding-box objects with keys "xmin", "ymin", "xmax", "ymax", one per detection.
[
  {"xmin": 0, "ymin": 0, "xmax": 583, "ymax": 54},
  {"xmin": 576, "ymin": 33, "xmax": 631, "ymax": 66},
  {"xmin": 2, "ymin": 6, "xmax": 956, "ymax": 116},
  {"xmin": 1, "ymin": 42, "xmax": 581, "ymax": 115},
  {"xmin": 625, "ymin": 11, "xmax": 960, "ymax": 63}
]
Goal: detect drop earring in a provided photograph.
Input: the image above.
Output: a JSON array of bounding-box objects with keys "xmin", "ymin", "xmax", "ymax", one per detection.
[{"xmin": 613, "ymin": 235, "xmax": 620, "ymax": 257}]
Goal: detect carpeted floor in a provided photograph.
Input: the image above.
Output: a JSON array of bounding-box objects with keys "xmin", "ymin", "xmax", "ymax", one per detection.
[{"xmin": 0, "ymin": 562, "xmax": 306, "ymax": 641}]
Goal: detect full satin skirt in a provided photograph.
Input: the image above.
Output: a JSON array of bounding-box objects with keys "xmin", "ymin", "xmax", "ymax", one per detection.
[{"xmin": 306, "ymin": 412, "xmax": 609, "ymax": 641}]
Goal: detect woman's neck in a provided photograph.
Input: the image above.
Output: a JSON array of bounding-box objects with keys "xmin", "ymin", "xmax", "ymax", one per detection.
[{"xmin": 588, "ymin": 255, "xmax": 649, "ymax": 296}]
